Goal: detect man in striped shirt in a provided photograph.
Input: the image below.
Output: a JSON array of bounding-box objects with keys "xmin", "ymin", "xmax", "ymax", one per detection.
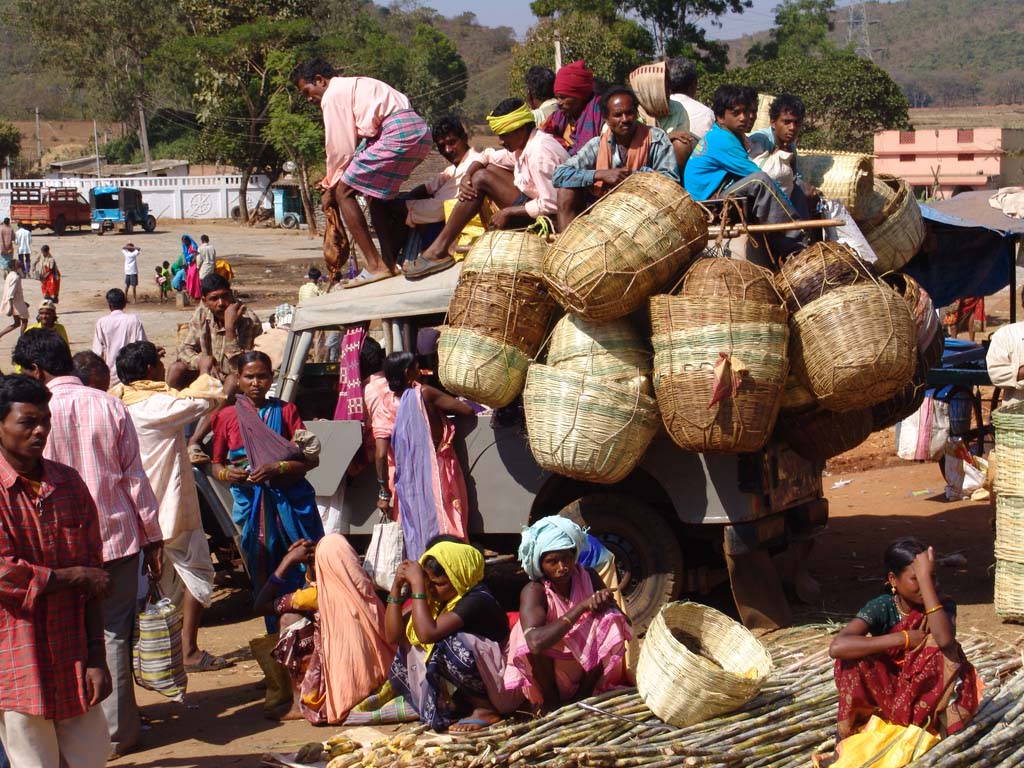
[{"xmin": 13, "ymin": 331, "xmax": 162, "ymax": 759}]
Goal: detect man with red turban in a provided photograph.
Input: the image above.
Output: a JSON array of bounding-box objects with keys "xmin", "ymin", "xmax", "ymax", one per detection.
[{"xmin": 541, "ymin": 61, "xmax": 604, "ymax": 156}]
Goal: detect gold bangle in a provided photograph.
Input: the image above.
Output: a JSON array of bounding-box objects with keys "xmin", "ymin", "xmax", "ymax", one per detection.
[
  {"xmin": 925, "ymin": 604, "xmax": 944, "ymax": 616},
  {"xmin": 902, "ymin": 630, "xmax": 910, "ymax": 651},
  {"xmin": 278, "ymin": 460, "xmax": 288, "ymax": 475},
  {"xmin": 560, "ymin": 615, "xmax": 574, "ymax": 628}
]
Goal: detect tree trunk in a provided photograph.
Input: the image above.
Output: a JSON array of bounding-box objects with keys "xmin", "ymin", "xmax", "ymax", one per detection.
[
  {"xmin": 238, "ymin": 167, "xmax": 250, "ymax": 225},
  {"xmin": 298, "ymin": 162, "xmax": 318, "ymax": 237}
]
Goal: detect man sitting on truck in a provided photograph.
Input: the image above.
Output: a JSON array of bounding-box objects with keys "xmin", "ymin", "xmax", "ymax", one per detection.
[
  {"xmin": 552, "ymin": 86, "xmax": 679, "ymax": 231},
  {"xmin": 410, "ymin": 98, "xmax": 568, "ymax": 274}
]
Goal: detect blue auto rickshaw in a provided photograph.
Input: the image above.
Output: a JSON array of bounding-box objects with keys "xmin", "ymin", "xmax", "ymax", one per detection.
[{"xmin": 89, "ymin": 186, "xmax": 157, "ymax": 235}]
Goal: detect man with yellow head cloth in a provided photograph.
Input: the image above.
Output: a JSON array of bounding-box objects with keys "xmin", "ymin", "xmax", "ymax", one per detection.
[{"xmin": 410, "ymin": 98, "xmax": 568, "ymax": 275}]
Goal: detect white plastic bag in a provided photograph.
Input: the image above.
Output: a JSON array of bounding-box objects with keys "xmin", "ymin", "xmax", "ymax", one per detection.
[
  {"xmin": 895, "ymin": 396, "xmax": 949, "ymax": 461},
  {"xmin": 363, "ymin": 513, "xmax": 404, "ymax": 590},
  {"xmin": 751, "ymin": 150, "xmax": 796, "ymax": 196},
  {"xmin": 943, "ymin": 440, "xmax": 989, "ymax": 501},
  {"xmin": 822, "ymin": 199, "xmax": 878, "ymax": 265}
]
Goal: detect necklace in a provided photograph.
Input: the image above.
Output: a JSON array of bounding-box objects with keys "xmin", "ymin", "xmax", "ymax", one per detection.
[{"xmin": 893, "ymin": 594, "xmax": 909, "ymax": 618}]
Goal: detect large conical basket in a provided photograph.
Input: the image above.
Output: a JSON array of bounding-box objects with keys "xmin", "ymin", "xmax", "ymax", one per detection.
[
  {"xmin": 447, "ymin": 271, "xmax": 555, "ymax": 355},
  {"xmin": 857, "ymin": 176, "xmax": 925, "ymax": 273},
  {"xmin": 637, "ymin": 601, "xmax": 772, "ymax": 728},
  {"xmin": 650, "ymin": 296, "xmax": 789, "ymax": 453},
  {"xmin": 795, "ymin": 150, "xmax": 874, "ymax": 220},
  {"xmin": 680, "ymin": 255, "xmax": 781, "ymax": 304},
  {"xmin": 775, "ymin": 242, "xmax": 875, "ymax": 314},
  {"xmin": 881, "ymin": 272, "xmax": 943, "ymax": 371},
  {"xmin": 437, "ymin": 328, "xmax": 531, "ymax": 408},
  {"xmin": 546, "ymin": 314, "xmax": 652, "ymax": 389},
  {"xmin": 775, "ymin": 405, "xmax": 873, "ymax": 464},
  {"xmin": 789, "ymin": 282, "xmax": 918, "ymax": 412},
  {"xmin": 523, "ymin": 364, "xmax": 660, "ymax": 484},
  {"xmin": 460, "ymin": 229, "xmax": 547, "ymax": 278},
  {"xmin": 543, "ymin": 172, "xmax": 708, "ymax": 322}
]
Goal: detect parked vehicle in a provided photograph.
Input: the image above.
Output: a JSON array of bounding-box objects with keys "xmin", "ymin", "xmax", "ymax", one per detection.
[
  {"xmin": 194, "ymin": 267, "xmax": 828, "ymax": 630},
  {"xmin": 10, "ymin": 186, "xmax": 91, "ymax": 235},
  {"xmin": 89, "ymin": 186, "xmax": 157, "ymax": 235}
]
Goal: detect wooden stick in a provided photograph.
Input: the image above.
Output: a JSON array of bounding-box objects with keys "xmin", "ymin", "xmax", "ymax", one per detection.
[{"xmin": 709, "ymin": 218, "xmax": 846, "ymax": 236}]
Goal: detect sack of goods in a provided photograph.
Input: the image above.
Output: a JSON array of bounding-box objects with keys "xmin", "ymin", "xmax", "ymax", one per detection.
[
  {"xmin": 438, "ymin": 230, "xmax": 555, "ymax": 408},
  {"xmin": 650, "ymin": 257, "xmax": 789, "ymax": 453},
  {"xmin": 637, "ymin": 601, "xmax": 772, "ymax": 727},
  {"xmin": 776, "ymin": 242, "xmax": 918, "ymax": 413},
  {"xmin": 543, "ymin": 171, "xmax": 708, "ymax": 322},
  {"xmin": 523, "ymin": 363, "xmax": 660, "ymax": 484},
  {"xmin": 852, "ymin": 174, "xmax": 926, "ymax": 273}
]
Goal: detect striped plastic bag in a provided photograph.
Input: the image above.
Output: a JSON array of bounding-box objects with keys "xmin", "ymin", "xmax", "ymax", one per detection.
[{"xmin": 132, "ymin": 595, "xmax": 187, "ymax": 702}]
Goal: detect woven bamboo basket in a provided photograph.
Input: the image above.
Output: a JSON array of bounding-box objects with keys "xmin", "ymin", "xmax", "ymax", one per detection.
[
  {"xmin": 859, "ymin": 176, "xmax": 926, "ymax": 273},
  {"xmin": 870, "ymin": 370, "xmax": 928, "ymax": 432},
  {"xmin": 636, "ymin": 601, "xmax": 772, "ymax": 727},
  {"xmin": 751, "ymin": 93, "xmax": 775, "ymax": 132},
  {"xmin": 789, "ymin": 282, "xmax": 918, "ymax": 412},
  {"xmin": 680, "ymin": 256, "xmax": 781, "ymax": 304},
  {"xmin": 447, "ymin": 271, "xmax": 554, "ymax": 354},
  {"xmin": 780, "ymin": 373, "xmax": 817, "ymax": 415},
  {"xmin": 775, "ymin": 406, "xmax": 873, "ymax": 464},
  {"xmin": 775, "ymin": 242, "xmax": 875, "ymax": 313},
  {"xmin": 460, "ymin": 229, "xmax": 547, "ymax": 278},
  {"xmin": 650, "ymin": 296, "xmax": 789, "ymax": 453},
  {"xmin": 523, "ymin": 364, "xmax": 660, "ymax": 484},
  {"xmin": 796, "ymin": 150, "xmax": 874, "ymax": 220},
  {"xmin": 543, "ymin": 172, "xmax": 708, "ymax": 322},
  {"xmin": 993, "ymin": 402, "xmax": 1024, "ymax": 497},
  {"xmin": 546, "ymin": 314, "xmax": 652, "ymax": 388},
  {"xmin": 995, "ymin": 559, "xmax": 1024, "ymax": 622},
  {"xmin": 881, "ymin": 272, "xmax": 942, "ymax": 364},
  {"xmin": 437, "ymin": 328, "xmax": 531, "ymax": 408},
  {"xmin": 995, "ymin": 494, "xmax": 1024, "ymax": 564}
]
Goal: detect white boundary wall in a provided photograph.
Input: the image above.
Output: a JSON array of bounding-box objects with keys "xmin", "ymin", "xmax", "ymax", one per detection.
[{"xmin": 0, "ymin": 175, "xmax": 271, "ymax": 222}]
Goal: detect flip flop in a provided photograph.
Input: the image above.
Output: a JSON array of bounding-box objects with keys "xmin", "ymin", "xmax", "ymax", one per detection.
[
  {"xmin": 450, "ymin": 717, "xmax": 498, "ymax": 732},
  {"xmin": 184, "ymin": 650, "xmax": 231, "ymax": 673},
  {"xmin": 343, "ymin": 269, "xmax": 393, "ymax": 289},
  {"xmin": 404, "ymin": 255, "xmax": 455, "ymax": 280}
]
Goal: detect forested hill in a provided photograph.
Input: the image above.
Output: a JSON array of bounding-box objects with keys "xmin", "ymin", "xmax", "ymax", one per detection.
[{"xmin": 724, "ymin": 0, "xmax": 1021, "ymax": 107}]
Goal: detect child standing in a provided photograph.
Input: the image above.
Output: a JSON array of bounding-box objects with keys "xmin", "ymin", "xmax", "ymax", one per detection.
[{"xmin": 155, "ymin": 265, "xmax": 169, "ymax": 303}]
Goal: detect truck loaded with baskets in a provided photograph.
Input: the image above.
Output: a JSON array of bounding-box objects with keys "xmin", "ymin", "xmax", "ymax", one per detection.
[{"xmin": 255, "ymin": 163, "xmax": 936, "ymax": 632}]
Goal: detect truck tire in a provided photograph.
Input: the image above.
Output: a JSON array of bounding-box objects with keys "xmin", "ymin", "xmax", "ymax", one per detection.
[
  {"xmin": 560, "ymin": 494, "xmax": 683, "ymax": 631},
  {"xmin": 124, "ymin": 215, "xmax": 134, "ymax": 234},
  {"xmin": 53, "ymin": 215, "xmax": 66, "ymax": 236},
  {"xmin": 281, "ymin": 212, "xmax": 300, "ymax": 229},
  {"xmin": 143, "ymin": 215, "xmax": 157, "ymax": 232}
]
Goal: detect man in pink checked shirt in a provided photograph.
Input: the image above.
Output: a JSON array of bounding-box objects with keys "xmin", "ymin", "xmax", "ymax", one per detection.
[{"xmin": 13, "ymin": 330, "xmax": 162, "ymax": 760}]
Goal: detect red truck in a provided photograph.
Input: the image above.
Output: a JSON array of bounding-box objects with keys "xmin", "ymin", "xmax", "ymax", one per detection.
[{"xmin": 10, "ymin": 187, "xmax": 92, "ymax": 235}]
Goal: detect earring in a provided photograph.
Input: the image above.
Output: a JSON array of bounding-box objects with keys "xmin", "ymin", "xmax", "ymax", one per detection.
[{"xmin": 890, "ymin": 584, "xmax": 896, "ymax": 596}]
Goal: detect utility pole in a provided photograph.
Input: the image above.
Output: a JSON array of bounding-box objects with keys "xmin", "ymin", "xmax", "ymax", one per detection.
[
  {"xmin": 554, "ymin": 31, "xmax": 562, "ymax": 71},
  {"xmin": 34, "ymin": 107, "xmax": 41, "ymax": 171},
  {"xmin": 93, "ymin": 120, "xmax": 102, "ymax": 179},
  {"xmin": 137, "ymin": 100, "xmax": 152, "ymax": 174}
]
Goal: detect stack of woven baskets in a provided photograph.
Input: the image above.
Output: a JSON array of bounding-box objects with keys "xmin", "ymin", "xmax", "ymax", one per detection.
[
  {"xmin": 992, "ymin": 402, "xmax": 1024, "ymax": 621},
  {"xmin": 852, "ymin": 174, "xmax": 926, "ymax": 273},
  {"xmin": 438, "ymin": 231, "xmax": 555, "ymax": 407},
  {"xmin": 650, "ymin": 257, "xmax": 789, "ymax": 453},
  {"xmin": 772, "ymin": 242, "xmax": 919, "ymax": 463}
]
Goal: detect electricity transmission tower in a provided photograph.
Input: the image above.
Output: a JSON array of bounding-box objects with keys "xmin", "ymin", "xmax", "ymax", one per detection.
[{"xmin": 845, "ymin": 2, "xmax": 881, "ymax": 61}]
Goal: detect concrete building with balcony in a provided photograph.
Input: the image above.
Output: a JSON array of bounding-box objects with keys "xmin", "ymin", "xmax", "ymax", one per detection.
[{"xmin": 874, "ymin": 127, "xmax": 1024, "ymax": 199}]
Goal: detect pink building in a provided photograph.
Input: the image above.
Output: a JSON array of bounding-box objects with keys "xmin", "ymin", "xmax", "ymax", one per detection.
[{"xmin": 873, "ymin": 127, "xmax": 1024, "ymax": 199}]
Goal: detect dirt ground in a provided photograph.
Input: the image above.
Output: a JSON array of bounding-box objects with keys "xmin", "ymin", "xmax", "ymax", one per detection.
[{"xmin": 13, "ymin": 219, "xmax": 1022, "ymax": 766}]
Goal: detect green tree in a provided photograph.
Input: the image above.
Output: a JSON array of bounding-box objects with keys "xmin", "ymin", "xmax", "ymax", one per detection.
[
  {"xmin": 510, "ymin": 12, "xmax": 653, "ymax": 100},
  {"xmin": 399, "ymin": 25, "xmax": 468, "ymax": 124},
  {"xmin": 627, "ymin": 0, "xmax": 752, "ymax": 67},
  {"xmin": 0, "ymin": 121, "xmax": 21, "ymax": 170},
  {"xmin": 746, "ymin": 0, "xmax": 837, "ymax": 64},
  {"xmin": 700, "ymin": 51, "xmax": 910, "ymax": 152},
  {"xmin": 529, "ymin": 0, "xmax": 619, "ymax": 22}
]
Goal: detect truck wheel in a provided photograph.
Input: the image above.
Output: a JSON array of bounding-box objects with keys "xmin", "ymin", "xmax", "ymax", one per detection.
[
  {"xmin": 143, "ymin": 215, "xmax": 157, "ymax": 232},
  {"xmin": 560, "ymin": 494, "xmax": 683, "ymax": 631},
  {"xmin": 281, "ymin": 212, "xmax": 300, "ymax": 229},
  {"xmin": 124, "ymin": 216, "xmax": 134, "ymax": 234},
  {"xmin": 53, "ymin": 215, "xmax": 66, "ymax": 236}
]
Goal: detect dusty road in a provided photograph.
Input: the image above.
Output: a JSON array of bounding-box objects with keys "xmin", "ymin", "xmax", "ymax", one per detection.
[{"xmin": 10, "ymin": 219, "xmax": 1021, "ymax": 766}]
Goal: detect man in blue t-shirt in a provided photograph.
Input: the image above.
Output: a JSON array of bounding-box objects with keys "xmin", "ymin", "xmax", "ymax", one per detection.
[{"xmin": 683, "ymin": 84, "xmax": 806, "ymax": 257}]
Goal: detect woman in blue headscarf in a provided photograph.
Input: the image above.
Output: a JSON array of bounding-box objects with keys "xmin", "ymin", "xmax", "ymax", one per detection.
[{"xmin": 503, "ymin": 516, "xmax": 632, "ymax": 712}]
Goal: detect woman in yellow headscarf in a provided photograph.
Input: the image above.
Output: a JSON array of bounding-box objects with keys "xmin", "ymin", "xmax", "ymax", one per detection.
[{"xmin": 384, "ymin": 538, "xmax": 521, "ymax": 732}]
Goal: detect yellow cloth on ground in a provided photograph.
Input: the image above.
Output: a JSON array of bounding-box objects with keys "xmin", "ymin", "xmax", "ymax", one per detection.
[
  {"xmin": 832, "ymin": 716, "xmax": 940, "ymax": 768},
  {"xmin": 487, "ymin": 103, "xmax": 535, "ymax": 136},
  {"xmin": 405, "ymin": 541, "xmax": 484, "ymax": 653}
]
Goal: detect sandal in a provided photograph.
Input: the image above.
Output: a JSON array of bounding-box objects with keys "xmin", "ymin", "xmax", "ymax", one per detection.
[
  {"xmin": 184, "ymin": 650, "xmax": 231, "ymax": 673},
  {"xmin": 404, "ymin": 255, "xmax": 456, "ymax": 280},
  {"xmin": 343, "ymin": 268, "xmax": 393, "ymax": 289}
]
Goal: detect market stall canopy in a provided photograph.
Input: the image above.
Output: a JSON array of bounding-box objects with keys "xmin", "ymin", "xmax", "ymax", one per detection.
[
  {"xmin": 290, "ymin": 263, "xmax": 463, "ymax": 331},
  {"xmin": 902, "ymin": 191, "xmax": 1024, "ymax": 309}
]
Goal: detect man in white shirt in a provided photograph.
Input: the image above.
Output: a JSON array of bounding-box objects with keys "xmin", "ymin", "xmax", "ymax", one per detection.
[
  {"xmin": 668, "ymin": 57, "xmax": 715, "ymax": 139},
  {"xmin": 14, "ymin": 221, "xmax": 32, "ymax": 274},
  {"xmin": 92, "ymin": 288, "xmax": 148, "ymax": 385},
  {"xmin": 197, "ymin": 234, "xmax": 217, "ymax": 280},
  {"xmin": 987, "ymin": 298, "xmax": 1024, "ymax": 406},
  {"xmin": 113, "ymin": 341, "xmax": 229, "ymax": 672}
]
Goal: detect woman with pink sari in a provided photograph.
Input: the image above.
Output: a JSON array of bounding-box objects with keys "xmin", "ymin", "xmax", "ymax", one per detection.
[
  {"xmin": 373, "ymin": 351, "xmax": 473, "ymax": 560},
  {"xmin": 504, "ymin": 516, "xmax": 632, "ymax": 712}
]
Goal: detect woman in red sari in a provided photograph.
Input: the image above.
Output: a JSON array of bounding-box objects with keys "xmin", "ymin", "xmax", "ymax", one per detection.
[{"xmin": 828, "ymin": 538, "xmax": 979, "ymax": 746}]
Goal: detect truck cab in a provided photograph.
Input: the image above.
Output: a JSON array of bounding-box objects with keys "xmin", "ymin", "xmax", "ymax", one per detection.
[{"xmin": 197, "ymin": 265, "xmax": 827, "ymax": 629}]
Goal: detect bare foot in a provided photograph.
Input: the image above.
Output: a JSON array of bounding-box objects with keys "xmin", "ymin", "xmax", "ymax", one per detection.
[{"xmin": 449, "ymin": 708, "xmax": 501, "ymax": 733}]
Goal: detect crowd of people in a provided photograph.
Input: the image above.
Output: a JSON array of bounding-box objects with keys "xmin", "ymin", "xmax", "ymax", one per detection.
[{"xmin": 0, "ymin": 54, "xmax": 981, "ymax": 768}]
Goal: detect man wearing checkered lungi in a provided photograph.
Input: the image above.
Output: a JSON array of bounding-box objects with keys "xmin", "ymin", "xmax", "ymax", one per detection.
[{"xmin": 294, "ymin": 58, "xmax": 433, "ymax": 288}]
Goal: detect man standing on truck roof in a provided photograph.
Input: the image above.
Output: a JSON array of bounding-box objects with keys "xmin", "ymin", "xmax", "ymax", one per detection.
[
  {"xmin": 0, "ymin": 218, "xmax": 14, "ymax": 275},
  {"xmin": 14, "ymin": 222, "xmax": 31, "ymax": 275}
]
